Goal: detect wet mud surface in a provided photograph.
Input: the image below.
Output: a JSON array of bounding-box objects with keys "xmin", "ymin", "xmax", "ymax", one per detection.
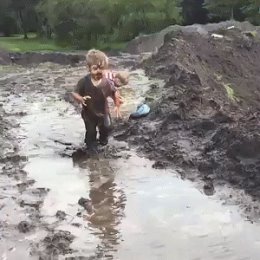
[{"xmin": 0, "ymin": 48, "xmax": 260, "ymax": 259}]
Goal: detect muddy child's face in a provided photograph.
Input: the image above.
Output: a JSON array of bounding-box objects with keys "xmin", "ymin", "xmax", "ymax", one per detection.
[{"xmin": 89, "ymin": 64, "xmax": 104, "ymax": 81}]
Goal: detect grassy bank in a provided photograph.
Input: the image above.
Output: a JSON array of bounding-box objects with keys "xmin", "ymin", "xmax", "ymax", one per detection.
[
  {"xmin": 97, "ymin": 41, "xmax": 127, "ymax": 51},
  {"xmin": 0, "ymin": 34, "xmax": 127, "ymax": 53},
  {"xmin": 0, "ymin": 34, "xmax": 70, "ymax": 52}
]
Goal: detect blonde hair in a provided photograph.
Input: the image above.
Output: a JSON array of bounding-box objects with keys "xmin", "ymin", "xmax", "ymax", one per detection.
[
  {"xmin": 86, "ymin": 49, "xmax": 108, "ymax": 68},
  {"xmin": 115, "ymin": 71, "xmax": 130, "ymax": 86}
]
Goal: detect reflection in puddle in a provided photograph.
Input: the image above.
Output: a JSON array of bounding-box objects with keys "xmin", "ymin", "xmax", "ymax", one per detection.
[{"xmin": 115, "ymin": 156, "xmax": 260, "ymax": 260}]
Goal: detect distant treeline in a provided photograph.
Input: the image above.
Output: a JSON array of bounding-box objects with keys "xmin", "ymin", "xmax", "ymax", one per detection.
[{"xmin": 1, "ymin": 0, "xmax": 259, "ymax": 48}]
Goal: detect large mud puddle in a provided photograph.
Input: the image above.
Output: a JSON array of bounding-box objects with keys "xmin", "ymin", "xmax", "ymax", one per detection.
[{"xmin": 1, "ymin": 58, "xmax": 260, "ymax": 259}]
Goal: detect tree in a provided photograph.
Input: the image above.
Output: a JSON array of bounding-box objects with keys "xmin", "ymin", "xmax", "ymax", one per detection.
[
  {"xmin": 181, "ymin": 0, "xmax": 208, "ymax": 25},
  {"xmin": 10, "ymin": 0, "xmax": 39, "ymax": 39},
  {"xmin": 37, "ymin": 0, "xmax": 182, "ymax": 47},
  {"xmin": 242, "ymin": 0, "xmax": 260, "ymax": 25},
  {"xmin": 114, "ymin": 0, "xmax": 182, "ymax": 40},
  {"xmin": 0, "ymin": 0, "xmax": 17, "ymax": 36},
  {"xmin": 204, "ymin": 0, "xmax": 246, "ymax": 21}
]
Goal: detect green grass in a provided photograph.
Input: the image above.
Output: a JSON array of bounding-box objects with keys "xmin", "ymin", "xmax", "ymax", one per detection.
[
  {"xmin": 223, "ymin": 83, "xmax": 239, "ymax": 102},
  {"xmin": 0, "ymin": 33, "xmax": 70, "ymax": 52},
  {"xmin": 0, "ymin": 33, "xmax": 127, "ymax": 53},
  {"xmin": 97, "ymin": 41, "xmax": 127, "ymax": 51}
]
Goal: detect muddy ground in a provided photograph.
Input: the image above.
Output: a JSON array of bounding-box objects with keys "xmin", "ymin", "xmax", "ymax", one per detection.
[
  {"xmin": 116, "ymin": 26, "xmax": 260, "ymax": 208},
  {"xmin": 0, "ymin": 58, "xmax": 166, "ymax": 259},
  {"xmin": 0, "ymin": 51, "xmax": 85, "ymax": 66},
  {"xmin": 125, "ymin": 20, "xmax": 260, "ymax": 54},
  {"xmin": 0, "ymin": 23, "xmax": 260, "ymax": 259}
]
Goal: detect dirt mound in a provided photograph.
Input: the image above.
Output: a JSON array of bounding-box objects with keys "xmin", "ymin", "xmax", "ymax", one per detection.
[
  {"xmin": 0, "ymin": 50, "xmax": 11, "ymax": 65},
  {"xmin": 125, "ymin": 21, "xmax": 259, "ymax": 54},
  {"xmin": 0, "ymin": 50, "xmax": 85, "ymax": 66},
  {"xmin": 116, "ymin": 26, "xmax": 260, "ymax": 200}
]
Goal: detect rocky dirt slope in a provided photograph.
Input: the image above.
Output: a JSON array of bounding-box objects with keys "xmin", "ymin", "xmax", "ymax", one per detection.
[
  {"xmin": 116, "ymin": 25, "xmax": 260, "ymax": 202},
  {"xmin": 125, "ymin": 20, "xmax": 260, "ymax": 54}
]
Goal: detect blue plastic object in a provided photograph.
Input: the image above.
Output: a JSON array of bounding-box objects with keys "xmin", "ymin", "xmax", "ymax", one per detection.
[{"xmin": 129, "ymin": 103, "xmax": 150, "ymax": 119}]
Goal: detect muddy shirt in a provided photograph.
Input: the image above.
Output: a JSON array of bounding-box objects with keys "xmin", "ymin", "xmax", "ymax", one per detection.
[{"xmin": 74, "ymin": 74, "xmax": 116, "ymax": 119}]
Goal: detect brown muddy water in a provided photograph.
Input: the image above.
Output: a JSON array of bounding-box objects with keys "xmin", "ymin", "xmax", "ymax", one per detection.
[{"xmin": 0, "ymin": 56, "xmax": 260, "ymax": 260}]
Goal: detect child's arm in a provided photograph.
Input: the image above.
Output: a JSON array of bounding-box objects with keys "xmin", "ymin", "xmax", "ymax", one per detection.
[
  {"xmin": 112, "ymin": 90, "xmax": 123, "ymax": 118},
  {"xmin": 114, "ymin": 90, "xmax": 123, "ymax": 106},
  {"xmin": 106, "ymin": 79, "xmax": 123, "ymax": 118},
  {"xmin": 72, "ymin": 78, "xmax": 91, "ymax": 106},
  {"xmin": 72, "ymin": 92, "xmax": 84, "ymax": 104}
]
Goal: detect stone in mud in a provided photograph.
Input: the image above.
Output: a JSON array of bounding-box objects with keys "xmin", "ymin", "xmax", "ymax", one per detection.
[
  {"xmin": 78, "ymin": 197, "xmax": 94, "ymax": 215},
  {"xmin": 152, "ymin": 161, "xmax": 168, "ymax": 169},
  {"xmin": 65, "ymin": 257, "xmax": 94, "ymax": 260},
  {"xmin": 76, "ymin": 212, "xmax": 82, "ymax": 217},
  {"xmin": 20, "ymin": 200, "xmax": 43, "ymax": 210},
  {"xmin": 38, "ymin": 230, "xmax": 75, "ymax": 256},
  {"xmin": 17, "ymin": 221, "xmax": 34, "ymax": 233},
  {"xmin": 0, "ymin": 154, "xmax": 27, "ymax": 164},
  {"xmin": 56, "ymin": 210, "xmax": 67, "ymax": 221},
  {"xmin": 203, "ymin": 181, "xmax": 215, "ymax": 196},
  {"xmin": 31, "ymin": 187, "xmax": 50, "ymax": 196},
  {"xmin": 17, "ymin": 179, "xmax": 36, "ymax": 191},
  {"xmin": 71, "ymin": 223, "xmax": 82, "ymax": 228}
]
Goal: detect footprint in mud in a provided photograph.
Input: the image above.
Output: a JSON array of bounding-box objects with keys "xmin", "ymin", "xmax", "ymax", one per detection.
[
  {"xmin": 78, "ymin": 198, "xmax": 94, "ymax": 215},
  {"xmin": 70, "ymin": 143, "xmax": 128, "ymax": 166},
  {"xmin": 55, "ymin": 210, "xmax": 67, "ymax": 221},
  {"xmin": 17, "ymin": 221, "xmax": 34, "ymax": 233},
  {"xmin": 32, "ymin": 230, "xmax": 75, "ymax": 257}
]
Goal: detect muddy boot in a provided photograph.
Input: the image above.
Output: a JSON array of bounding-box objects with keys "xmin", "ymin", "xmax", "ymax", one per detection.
[
  {"xmin": 99, "ymin": 122, "xmax": 109, "ymax": 146},
  {"xmin": 99, "ymin": 137, "xmax": 108, "ymax": 146},
  {"xmin": 84, "ymin": 131, "xmax": 88, "ymax": 145},
  {"xmin": 85, "ymin": 142, "xmax": 99, "ymax": 155}
]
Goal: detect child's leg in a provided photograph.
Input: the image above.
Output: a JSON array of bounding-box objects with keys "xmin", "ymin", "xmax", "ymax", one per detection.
[
  {"xmin": 98, "ymin": 114, "xmax": 111, "ymax": 146},
  {"xmin": 84, "ymin": 117, "xmax": 98, "ymax": 148},
  {"xmin": 83, "ymin": 120, "xmax": 88, "ymax": 144}
]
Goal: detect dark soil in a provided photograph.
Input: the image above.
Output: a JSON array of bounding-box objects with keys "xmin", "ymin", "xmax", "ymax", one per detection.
[
  {"xmin": 0, "ymin": 50, "xmax": 85, "ymax": 66},
  {"xmin": 115, "ymin": 27, "xmax": 260, "ymax": 201}
]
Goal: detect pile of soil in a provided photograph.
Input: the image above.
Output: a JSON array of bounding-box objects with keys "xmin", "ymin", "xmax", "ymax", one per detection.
[
  {"xmin": 125, "ymin": 20, "xmax": 259, "ymax": 54},
  {"xmin": 0, "ymin": 50, "xmax": 85, "ymax": 66},
  {"xmin": 116, "ymin": 26, "xmax": 260, "ymax": 200}
]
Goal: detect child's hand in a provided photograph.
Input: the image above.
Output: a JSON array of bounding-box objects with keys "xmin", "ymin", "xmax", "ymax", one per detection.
[
  {"xmin": 115, "ymin": 92, "xmax": 123, "ymax": 105},
  {"xmin": 114, "ymin": 91, "xmax": 123, "ymax": 118},
  {"xmin": 81, "ymin": 96, "xmax": 91, "ymax": 106},
  {"xmin": 114, "ymin": 106, "xmax": 122, "ymax": 118}
]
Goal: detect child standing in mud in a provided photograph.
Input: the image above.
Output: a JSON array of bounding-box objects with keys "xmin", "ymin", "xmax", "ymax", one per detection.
[{"xmin": 72, "ymin": 49, "xmax": 119, "ymax": 151}]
